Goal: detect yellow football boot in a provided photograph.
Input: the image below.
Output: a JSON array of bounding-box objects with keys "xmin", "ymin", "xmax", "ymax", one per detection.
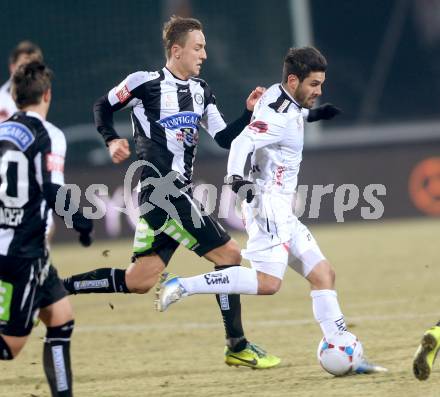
[
  {"xmin": 225, "ymin": 343, "xmax": 281, "ymax": 369},
  {"xmin": 413, "ymin": 326, "xmax": 440, "ymax": 380}
]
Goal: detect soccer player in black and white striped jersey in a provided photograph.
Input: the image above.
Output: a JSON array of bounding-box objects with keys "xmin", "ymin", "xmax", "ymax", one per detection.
[
  {"xmin": 0, "ymin": 41, "xmax": 58, "ymax": 246},
  {"xmin": 0, "ymin": 61, "xmax": 93, "ymax": 396},
  {"xmin": 63, "ymin": 16, "xmax": 333, "ymax": 368}
]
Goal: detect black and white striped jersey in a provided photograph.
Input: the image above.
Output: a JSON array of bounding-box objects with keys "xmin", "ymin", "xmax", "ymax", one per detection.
[
  {"xmin": 0, "ymin": 111, "xmax": 66, "ymax": 258},
  {"xmin": 95, "ymin": 67, "xmax": 234, "ymax": 186}
]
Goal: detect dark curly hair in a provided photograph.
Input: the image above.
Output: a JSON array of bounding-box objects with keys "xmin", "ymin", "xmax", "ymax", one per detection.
[{"xmin": 282, "ymin": 46, "xmax": 327, "ymax": 82}]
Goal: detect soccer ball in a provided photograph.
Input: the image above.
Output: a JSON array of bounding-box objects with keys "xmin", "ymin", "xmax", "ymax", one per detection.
[{"xmin": 317, "ymin": 331, "xmax": 363, "ymax": 376}]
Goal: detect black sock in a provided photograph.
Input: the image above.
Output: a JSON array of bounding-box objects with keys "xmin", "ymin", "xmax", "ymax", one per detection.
[
  {"xmin": 63, "ymin": 268, "xmax": 129, "ymax": 294},
  {"xmin": 43, "ymin": 320, "xmax": 74, "ymax": 397},
  {"xmin": 215, "ymin": 265, "xmax": 248, "ymax": 352},
  {"xmin": 0, "ymin": 335, "xmax": 13, "ymax": 360}
]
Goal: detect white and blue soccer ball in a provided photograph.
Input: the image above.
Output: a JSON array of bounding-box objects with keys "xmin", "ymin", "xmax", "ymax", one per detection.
[{"xmin": 317, "ymin": 331, "xmax": 363, "ymax": 376}]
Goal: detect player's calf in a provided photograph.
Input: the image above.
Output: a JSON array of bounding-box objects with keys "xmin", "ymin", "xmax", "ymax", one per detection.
[
  {"xmin": 63, "ymin": 268, "xmax": 129, "ymax": 294},
  {"xmin": 158, "ymin": 265, "xmax": 285, "ymax": 302},
  {"xmin": 43, "ymin": 320, "xmax": 74, "ymax": 397},
  {"xmin": 157, "ymin": 265, "xmax": 286, "ymax": 311}
]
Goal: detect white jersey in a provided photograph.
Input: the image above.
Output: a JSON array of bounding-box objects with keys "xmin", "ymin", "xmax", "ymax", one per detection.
[
  {"xmin": 227, "ymin": 84, "xmax": 325, "ymax": 278},
  {"xmin": 227, "ymin": 83, "xmax": 305, "ymax": 195},
  {"xmin": 0, "ymin": 80, "xmax": 17, "ymax": 123}
]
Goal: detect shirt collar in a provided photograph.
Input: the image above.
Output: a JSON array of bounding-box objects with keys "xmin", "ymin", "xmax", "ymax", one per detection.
[
  {"xmin": 1, "ymin": 79, "xmax": 12, "ymax": 93},
  {"xmin": 279, "ymin": 84, "xmax": 302, "ymax": 110},
  {"xmin": 163, "ymin": 67, "xmax": 190, "ymax": 85},
  {"xmin": 25, "ymin": 110, "xmax": 45, "ymax": 122}
]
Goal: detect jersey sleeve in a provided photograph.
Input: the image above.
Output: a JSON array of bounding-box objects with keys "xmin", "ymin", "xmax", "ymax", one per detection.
[
  {"xmin": 107, "ymin": 71, "xmax": 151, "ymax": 108},
  {"xmin": 227, "ymin": 109, "xmax": 289, "ymax": 177},
  {"xmin": 241, "ymin": 109, "xmax": 288, "ymax": 149},
  {"xmin": 95, "ymin": 71, "xmax": 159, "ymax": 143},
  {"xmin": 40, "ymin": 121, "xmax": 66, "ymax": 187},
  {"xmin": 200, "ymin": 83, "xmax": 227, "ymax": 137}
]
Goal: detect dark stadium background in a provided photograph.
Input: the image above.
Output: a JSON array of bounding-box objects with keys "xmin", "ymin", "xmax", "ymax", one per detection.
[{"xmin": 1, "ymin": 0, "xmax": 439, "ymax": 240}]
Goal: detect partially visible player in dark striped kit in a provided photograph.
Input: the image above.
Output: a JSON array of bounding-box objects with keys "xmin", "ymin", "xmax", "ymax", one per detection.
[
  {"xmin": 63, "ymin": 16, "xmax": 333, "ymax": 368},
  {"xmin": 0, "ymin": 61, "xmax": 93, "ymax": 396}
]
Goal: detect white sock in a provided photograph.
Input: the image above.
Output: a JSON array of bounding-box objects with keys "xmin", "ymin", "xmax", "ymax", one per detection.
[
  {"xmin": 311, "ymin": 289, "xmax": 347, "ymax": 338},
  {"xmin": 179, "ymin": 266, "xmax": 258, "ymax": 295}
]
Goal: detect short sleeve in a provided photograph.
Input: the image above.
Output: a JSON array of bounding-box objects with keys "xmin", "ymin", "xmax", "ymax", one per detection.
[{"xmin": 107, "ymin": 71, "xmax": 159, "ymax": 107}]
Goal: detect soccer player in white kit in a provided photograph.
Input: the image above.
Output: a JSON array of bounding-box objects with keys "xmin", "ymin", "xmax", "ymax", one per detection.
[
  {"xmin": 0, "ymin": 41, "xmax": 44, "ymax": 122},
  {"xmin": 157, "ymin": 46, "xmax": 386, "ymax": 373}
]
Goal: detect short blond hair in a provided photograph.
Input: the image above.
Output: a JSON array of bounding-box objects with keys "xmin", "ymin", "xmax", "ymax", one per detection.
[{"xmin": 162, "ymin": 16, "xmax": 203, "ymax": 59}]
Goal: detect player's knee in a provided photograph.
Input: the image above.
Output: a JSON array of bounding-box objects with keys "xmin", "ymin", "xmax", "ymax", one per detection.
[
  {"xmin": 125, "ymin": 274, "xmax": 154, "ymax": 294},
  {"xmin": 309, "ymin": 260, "xmax": 335, "ymax": 289},
  {"xmin": 259, "ymin": 281, "xmax": 281, "ymax": 295},
  {"xmin": 221, "ymin": 240, "xmax": 242, "ymax": 264},
  {"xmin": 131, "ymin": 284, "xmax": 153, "ymax": 294},
  {"xmin": 208, "ymin": 239, "xmax": 241, "ymax": 265},
  {"xmin": 257, "ymin": 273, "xmax": 282, "ymax": 295},
  {"xmin": 45, "ymin": 320, "xmax": 75, "ymax": 342},
  {"xmin": 328, "ymin": 265, "xmax": 336, "ymax": 285},
  {"xmin": 126, "ymin": 256, "xmax": 163, "ymax": 294},
  {"xmin": 322, "ymin": 261, "xmax": 335, "ymax": 287}
]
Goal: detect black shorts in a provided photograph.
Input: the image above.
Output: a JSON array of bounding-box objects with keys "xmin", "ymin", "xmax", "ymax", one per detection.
[
  {"xmin": 0, "ymin": 255, "xmax": 67, "ymax": 337},
  {"xmin": 132, "ymin": 188, "xmax": 230, "ymax": 265}
]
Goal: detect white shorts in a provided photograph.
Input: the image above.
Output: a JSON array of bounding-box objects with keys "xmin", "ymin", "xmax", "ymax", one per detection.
[{"xmin": 241, "ymin": 192, "xmax": 325, "ymax": 280}]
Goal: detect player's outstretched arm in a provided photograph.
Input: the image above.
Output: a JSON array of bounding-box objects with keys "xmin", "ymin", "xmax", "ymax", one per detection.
[
  {"xmin": 37, "ymin": 123, "xmax": 94, "ymax": 246},
  {"xmin": 212, "ymin": 87, "xmax": 266, "ymax": 150},
  {"xmin": 94, "ymin": 96, "xmax": 131, "ymax": 163},
  {"xmin": 214, "ymin": 109, "xmax": 252, "ymax": 149},
  {"xmin": 229, "ymin": 175, "xmax": 256, "ymax": 204},
  {"xmin": 227, "ymin": 132, "xmax": 254, "ymax": 178},
  {"xmin": 93, "ymin": 95, "xmax": 122, "ymax": 143},
  {"xmin": 226, "ymin": 133, "xmax": 258, "ymax": 203},
  {"xmin": 43, "ymin": 183, "xmax": 94, "ymax": 247}
]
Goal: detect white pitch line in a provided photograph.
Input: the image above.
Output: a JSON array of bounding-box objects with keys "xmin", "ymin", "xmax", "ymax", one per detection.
[{"xmin": 34, "ymin": 311, "xmax": 440, "ymax": 335}]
